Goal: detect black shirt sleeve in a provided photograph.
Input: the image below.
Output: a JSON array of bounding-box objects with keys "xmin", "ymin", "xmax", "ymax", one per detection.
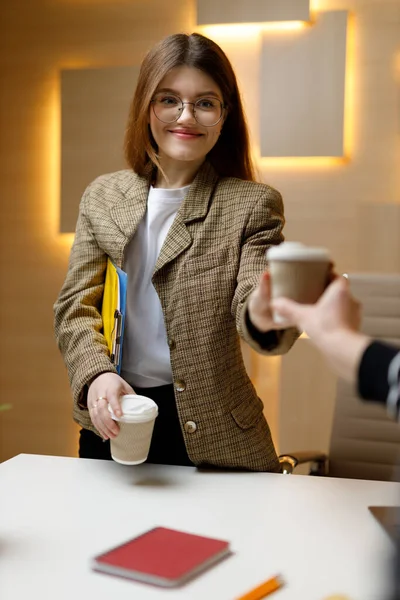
[
  {"xmin": 244, "ymin": 308, "xmax": 284, "ymax": 351},
  {"xmin": 358, "ymin": 340, "xmax": 400, "ymax": 404}
]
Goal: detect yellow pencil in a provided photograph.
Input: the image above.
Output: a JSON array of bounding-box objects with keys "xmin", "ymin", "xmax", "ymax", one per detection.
[{"xmin": 235, "ymin": 575, "xmax": 285, "ymax": 600}]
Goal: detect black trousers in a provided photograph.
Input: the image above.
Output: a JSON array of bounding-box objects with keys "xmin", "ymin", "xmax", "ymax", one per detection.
[{"xmin": 79, "ymin": 383, "xmax": 194, "ymax": 467}]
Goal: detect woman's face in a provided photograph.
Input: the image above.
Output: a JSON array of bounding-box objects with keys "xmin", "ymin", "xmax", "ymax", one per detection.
[{"xmin": 149, "ymin": 66, "xmax": 225, "ymax": 169}]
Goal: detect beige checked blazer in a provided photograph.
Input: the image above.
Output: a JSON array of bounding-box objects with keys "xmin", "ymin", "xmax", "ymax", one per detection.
[{"xmin": 54, "ymin": 162, "xmax": 298, "ymax": 471}]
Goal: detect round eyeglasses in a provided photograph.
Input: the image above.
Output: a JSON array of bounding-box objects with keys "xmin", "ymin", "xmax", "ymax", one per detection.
[{"xmin": 151, "ymin": 93, "xmax": 226, "ymax": 127}]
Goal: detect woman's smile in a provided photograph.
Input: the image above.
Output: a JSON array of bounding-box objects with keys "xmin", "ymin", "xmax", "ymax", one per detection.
[{"xmin": 167, "ymin": 127, "xmax": 204, "ymax": 140}]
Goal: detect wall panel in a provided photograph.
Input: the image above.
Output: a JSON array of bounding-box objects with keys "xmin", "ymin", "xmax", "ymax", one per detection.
[
  {"xmin": 197, "ymin": 0, "xmax": 310, "ymax": 25},
  {"xmin": 61, "ymin": 65, "xmax": 139, "ymax": 232},
  {"xmin": 260, "ymin": 11, "xmax": 347, "ymax": 157}
]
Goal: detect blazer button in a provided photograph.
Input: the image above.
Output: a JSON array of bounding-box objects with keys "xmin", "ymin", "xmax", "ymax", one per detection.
[
  {"xmin": 168, "ymin": 338, "xmax": 176, "ymax": 350},
  {"xmin": 174, "ymin": 379, "xmax": 186, "ymax": 392},
  {"xmin": 184, "ymin": 421, "xmax": 197, "ymax": 434}
]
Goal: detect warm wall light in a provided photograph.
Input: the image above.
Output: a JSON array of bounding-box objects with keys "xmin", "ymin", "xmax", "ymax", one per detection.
[
  {"xmin": 395, "ymin": 52, "xmax": 400, "ymax": 81},
  {"xmin": 47, "ymin": 73, "xmax": 75, "ymax": 252},
  {"xmin": 254, "ymin": 137, "xmax": 349, "ymax": 168},
  {"xmin": 256, "ymin": 21, "xmax": 308, "ymax": 31},
  {"xmin": 42, "ymin": 71, "xmax": 75, "ymax": 253},
  {"xmin": 199, "ymin": 21, "xmax": 307, "ymax": 40},
  {"xmin": 258, "ymin": 156, "xmax": 348, "ymax": 169},
  {"xmin": 59, "ymin": 59, "xmax": 94, "ymax": 70},
  {"xmin": 48, "ymin": 76, "xmax": 60, "ymax": 237},
  {"xmin": 309, "ymin": 0, "xmax": 322, "ymax": 12},
  {"xmin": 58, "ymin": 233, "xmax": 75, "ymax": 249},
  {"xmin": 343, "ymin": 12, "xmax": 355, "ymax": 160}
]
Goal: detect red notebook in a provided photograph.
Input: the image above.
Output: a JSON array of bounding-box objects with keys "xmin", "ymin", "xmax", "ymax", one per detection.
[{"xmin": 92, "ymin": 526, "xmax": 232, "ymax": 587}]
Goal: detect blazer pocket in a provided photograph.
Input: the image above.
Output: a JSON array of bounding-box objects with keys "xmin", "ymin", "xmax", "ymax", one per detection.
[
  {"xmin": 231, "ymin": 397, "xmax": 264, "ymax": 430},
  {"xmin": 184, "ymin": 248, "xmax": 233, "ymax": 276}
]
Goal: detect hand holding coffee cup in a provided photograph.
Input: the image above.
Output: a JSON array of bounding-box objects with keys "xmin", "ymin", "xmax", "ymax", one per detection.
[
  {"xmin": 87, "ymin": 372, "xmax": 134, "ymax": 440},
  {"xmin": 108, "ymin": 395, "xmax": 158, "ymax": 465},
  {"xmin": 247, "ymin": 269, "xmax": 287, "ymax": 333},
  {"xmin": 266, "ymin": 242, "xmax": 331, "ymax": 324}
]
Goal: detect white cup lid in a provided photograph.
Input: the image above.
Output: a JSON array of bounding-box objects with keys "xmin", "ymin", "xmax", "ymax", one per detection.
[
  {"xmin": 266, "ymin": 242, "xmax": 330, "ymax": 262},
  {"xmin": 108, "ymin": 395, "xmax": 158, "ymax": 423}
]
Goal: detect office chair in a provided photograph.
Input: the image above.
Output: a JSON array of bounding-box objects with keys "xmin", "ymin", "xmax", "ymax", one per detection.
[{"xmin": 279, "ymin": 273, "xmax": 400, "ymax": 481}]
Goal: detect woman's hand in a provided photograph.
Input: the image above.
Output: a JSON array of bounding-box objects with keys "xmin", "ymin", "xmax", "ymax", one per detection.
[
  {"xmin": 247, "ymin": 271, "xmax": 286, "ymax": 332},
  {"xmin": 87, "ymin": 373, "xmax": 134, "ymax": 440},
  {"xmin": 248, "ymin": 264, "xmax": 337, "ymax": 333}
]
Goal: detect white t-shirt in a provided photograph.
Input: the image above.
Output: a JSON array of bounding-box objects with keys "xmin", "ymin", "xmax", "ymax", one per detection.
[{"xmin": 120, "ymin": 185, "xmax": 190, "ymax": 388}]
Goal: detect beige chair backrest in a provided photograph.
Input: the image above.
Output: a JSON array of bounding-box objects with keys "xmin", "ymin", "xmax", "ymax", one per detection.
[{"xmin": 329, "ymin": 273, "xmax": 400, "ymax": 481}]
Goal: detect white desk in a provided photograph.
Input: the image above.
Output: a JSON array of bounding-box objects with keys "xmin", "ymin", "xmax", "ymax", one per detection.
[{"xmin": 0, "ymin": 454, "xmax": 399, "ymax": 600}]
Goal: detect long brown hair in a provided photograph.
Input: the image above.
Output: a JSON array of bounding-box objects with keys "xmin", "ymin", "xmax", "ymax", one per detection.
[{"xmin": 124, "ymin": 33, "xmax": 256, "ymax": 181}]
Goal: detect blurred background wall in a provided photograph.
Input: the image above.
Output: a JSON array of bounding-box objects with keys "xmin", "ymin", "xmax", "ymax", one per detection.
[{"xmin": 0, "ymin": 0, "xmax": 399, "ymax": 462}]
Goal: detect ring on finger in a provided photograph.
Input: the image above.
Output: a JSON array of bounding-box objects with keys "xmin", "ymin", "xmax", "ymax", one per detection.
[{"xmin": 91, "ymin": 396, "xmax": 106, "ymax": 410}]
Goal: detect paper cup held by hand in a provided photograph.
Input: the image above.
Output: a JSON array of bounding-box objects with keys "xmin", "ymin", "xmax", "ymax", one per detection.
[
  {"xmin": 266, "ymin": 242, "xmax": 331, "ymax": 324},
  {"xmin": 108, "ymin": 395, "xmax": 158, "ymax": 465}
]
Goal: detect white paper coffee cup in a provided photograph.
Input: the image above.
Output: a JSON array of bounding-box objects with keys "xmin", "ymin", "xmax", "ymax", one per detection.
[
  {"xmin": 108, "ymin": 395, "xmax": 158, "ymax": 465},
  {"xmin": 266, "ymin": 242, "xmax": 331, "ymax": 324}
]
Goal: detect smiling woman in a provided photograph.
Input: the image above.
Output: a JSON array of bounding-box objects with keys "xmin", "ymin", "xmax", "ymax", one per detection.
[
  {"xmin": 53, "ymin": 32, "xmax": 299, "ymax": 471},
  {"xmin": 124, "ymin": 33, "xmax": 255, "ymax": 184},
  {"xmin": 148, "ymin": 66, "xmax": 226, "ymax": 184}
]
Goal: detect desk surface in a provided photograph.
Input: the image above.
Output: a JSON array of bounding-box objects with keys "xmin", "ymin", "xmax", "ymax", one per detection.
[{"xmin": 0, "ymin": 454, "xmax": 399, "ymax": 600}]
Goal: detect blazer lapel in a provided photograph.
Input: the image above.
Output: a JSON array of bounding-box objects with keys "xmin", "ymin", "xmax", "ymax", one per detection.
[
  {"xmin": 154, "ymin": 162, "xmax": 219, "ymax": 274},
  {"xmin": 109, "ymin": 171, "xmax": 150, "ymax": 241}
]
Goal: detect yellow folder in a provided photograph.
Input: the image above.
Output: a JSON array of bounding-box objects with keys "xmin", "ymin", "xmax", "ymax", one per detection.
[{"xmin": 101, "ymin": 259, "xmax": 127, "ymax": 374}]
